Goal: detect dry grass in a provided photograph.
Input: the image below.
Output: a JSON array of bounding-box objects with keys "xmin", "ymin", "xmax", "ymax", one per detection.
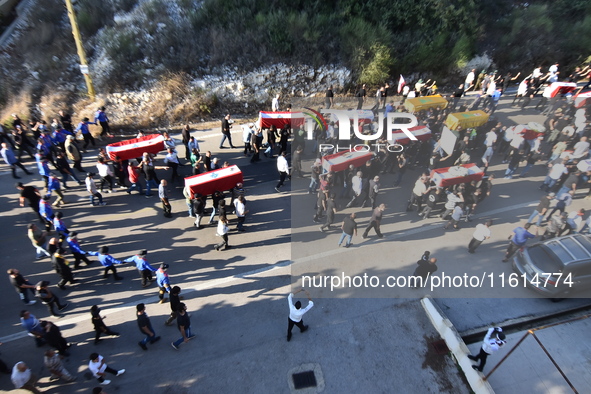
[
  {"xmin": 141, "ymin": 72, "xmax": 217, "ymax": 128},
  {"xmin": 0, "ymin": 90, "xmax": 32, "ymax": 129}
]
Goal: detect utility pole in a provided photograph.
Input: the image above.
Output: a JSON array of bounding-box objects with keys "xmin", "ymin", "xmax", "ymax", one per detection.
[{"xmin": 64, "ymin": 0, "xmax": 96, "ymax": 101}]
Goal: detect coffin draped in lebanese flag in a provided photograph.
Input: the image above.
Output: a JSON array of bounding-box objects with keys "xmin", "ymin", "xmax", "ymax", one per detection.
[
  {"xmin": 575, "ymin": 91, "xmax": 591, "ymax": 108},
  {"xmin": 430, "ymin": 163, "xmax": 484, "ymax": 187},
  {"xmin": 105, "ymin": 134, "xmax": 165, "ymax": 161},
  {"xmin": 322, "ymin": 149, "xmax": 373, "ymax": 173},
  {"xmin": 257, "ymin": 111, "xmax": 306, "ymax": 129},
  {"xmin": 388, "ymin": 125, "xmax": 431, "ymax": 145},
  {"xmin": 184, "ymin": 165, "xmax": 243, "ymax": 197},
  {"xmin": 548, "ymin": 82, "xmax": 577, "ymax": 98}
]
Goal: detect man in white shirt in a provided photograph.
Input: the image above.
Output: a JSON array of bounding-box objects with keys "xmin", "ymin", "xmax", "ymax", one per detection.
[
  {"xmin": 88, "ymin": 353, "xmax": 125, "ymax": 386},
  {"xmin": 233, "ymin": 195, "xmax": 248, "ymax": 231},
  {"xmin": 468, "ymin": 327, "xmax": 506, "ymax": 372},
  {"xmin": 164, "ymin": 147, "xmax": 180, "ymax": 182},
  {"xmin": 272, "ymin": 94, "xmax": 280, "ymax": 112},
  {"xmin": 275, "ymin": 151, "xmax": 289, "ymax": 192},
  {"xmin": 481, "ymin": 130, "xmax": 498, "ymax": 168},
  {"xmin": 96, "ymin": 157, "xmax": 114, "ymax": 193},
  {"xmin": 345, "ymin": 171, "xmax": 363, "ymax": 208},
  {"xmin": 572, "ymin": 136, "xmax": 589, "ymax": 159},
  {"xmin": 11, "ymin": 362, "xmax": 41, "ymax": 393},
  {"xmin": 287, "ymin": 289, "xmax": 314, "ymax": 342},
  {"xmin": 564, "ymin": 209, "xmax": 585, "ymax": 235},
  {"xmin": 465, "ymin": 69, "xmax": 475, "ymax": 91},
  {"xmin": 468, "ymin": 220, "xmax": 492, "ymax": 253},
  {"xmin": 540, "ymin": 159, "xmax": 568, "ymax": 192},
  {"xmin": 86, "ymin": 172, "xmax": 106, "ymax": 206}
]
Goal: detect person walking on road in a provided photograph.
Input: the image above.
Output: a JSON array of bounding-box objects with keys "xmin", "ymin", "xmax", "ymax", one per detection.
[
  {"xmin": 338, "ymin": 213, "xmax": 358, "ymax": 248},
  {"xmin": 44, "ymin": 349, "xmax": 76, "ymax": 382},
  {"xmin": 35, "ymin": 281, "xmax": 68, "ymax": 317},
  {"xmin": 468, "ymin": 327, "xmax": 506, "ymax": 372},
  {"xmin": 320, "ymin": 193, "xmax": 337, "ymax": 232},
  {"xmin": 468, "ymin": 220, "xmax": 492, "ymax": 254},
  {"xmin": 156, "ymin": 264, "xmax": 172, "ymax": 304},
  {"xmin": 88, "ymin": 353, "xmax": 125, "ymax": 386},
  {"xmin": 17, "ymin": 183, "xmax": 43, "ymax": 223},
  {"xmin": 124, "ymin": 249, "xmax": 157, "ymax": 288},
  {"xmin": 136, "ymin": 303, "xmax": 160, "ymax": 350},
  {"xmin": 362, "ymin": 203, "xmax": 386, "ymax": 239},
  {"xmin": 219, "ymin": 114, "xmax": 235, "ymax": 148},
  {"xmin": 1, "ymin": 142, "xmax": 32, "ymax": 178},
  {"xmin": 159, "ymin": 179, "xmax": 172, "ymax": 218},
  {"xmin": 411, "ymin": 251, "xmax": 438, "ymax": 288},
  {"xmin": 502, "ymin": 223, "xmax": 536, "ymax": 262},
  {"xmin": 27, "ymin": 223, "xmax": 51, "ymax": 260},
  {"xmin": 11, "ymin": 361, "xmax": 42, "ymax": 394},
  {"xmin": 86, "ymin": 173, "xmax": 106, "ymax": 206},
  {"xmin": 66, "ymin": 232, "xmax": 93, "ymax": 269},
  {"xmin": 171, "ymin": 303, "xmax": 194, "ymax": 350},
  {"xmin": 91, "ymin": 305, "xmax": 119, "ymax": 345},
  {"xmin": 90, "ymin": 246, "xmax": 124, "ymax": 280},
  {"xmin": 527, "ymin": 193, "xmax": 555, "ymax": 227},
  {"xmin": 165, "ymin": 286, "xmax": 182, "ymax": 326},
  {"xmin": 275, "ymin": 151, "xmax": 290, "ymax": 192},
  {"xmin": 287, "ymin": 289, "xmax": 314, "ymax": 342},
  {"xmin": 8, "ymin": 269, "xmax": 37, "ymax": 305},
  {"xmin": 213, "ymin": 216, "xmax": 231, "ymax": 251}
]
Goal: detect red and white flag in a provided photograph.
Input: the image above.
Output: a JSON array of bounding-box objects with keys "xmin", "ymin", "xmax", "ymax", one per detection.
[{"xmin": 397, "ymin": 75, "xmax": 405, "ymax": 94}]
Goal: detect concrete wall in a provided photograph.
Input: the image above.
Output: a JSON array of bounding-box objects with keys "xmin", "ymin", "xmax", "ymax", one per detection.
[{"xmin": 421, "ymin": 296, "xmax": 496, "ymax": 394}]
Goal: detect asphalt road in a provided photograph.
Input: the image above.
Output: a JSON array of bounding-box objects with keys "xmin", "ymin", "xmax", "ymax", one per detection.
[{"xmin": 0, "ymin": 92, "xmax": 589, "ymax": 393}]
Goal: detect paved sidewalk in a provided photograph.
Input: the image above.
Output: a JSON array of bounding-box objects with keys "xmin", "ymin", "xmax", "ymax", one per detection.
[{"xmin": 467, "ymin": 315, "xmax": 591, "ymax": 394}]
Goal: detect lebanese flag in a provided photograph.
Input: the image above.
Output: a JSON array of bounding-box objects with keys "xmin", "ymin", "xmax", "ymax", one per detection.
[
  {"xmin": 106, "ymin": 134, "xmax": 165, "ymax": 161},
  {"xmin": 256, "ymin": 111, "xmax": 306, "ymax": 129},
  {"xmin": 389, "ymin": 125, "xmax": 431, "ymax": 145},
  {"xmin": 397, "ymin": 75, "xmax": 405, "ymax": 94}
]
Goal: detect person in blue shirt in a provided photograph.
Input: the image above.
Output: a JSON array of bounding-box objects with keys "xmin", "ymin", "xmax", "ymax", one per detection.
[
  {"xmin": 47, "ymin": 174, "xmax": 67, "ymax": 207},
  {"xmin": 38, "ymin": 195, "xmax": 54, "ymax": 231},
  {"xmin": 66, "ymin": 231, "xmax": 93, "ymax": 269},
  {"xmin": 36, "ymin": 152, "xmax": 51, "ymax": 188},
  {"xmin": 1, "ymin": 142, "xmax": 32, "ymax": 178},
  {"xmin": 52, "ymin": 212, "xmax": 69, "ymax": 241},
  {"xmin": 88, "ymin": 246, "xmax": 123, "ymax": 280},
  {"xmin": 123, "ymin": 249, "xmax": 157, "ymax": 288},
  {"xmin": 76, "ymin": 117, "xmax": 97, "ymax": 151},
  {"xmin": 20, "ymin": 310, "xmax": 46, "ymax": 347},
  {"xmin": 502, "ymin": 223, "xmax": 537, "ymax": 262},
  {"xmin": 94, "ymin": 107, "xmax": 112, "ymax": 138},
  {"xmin": 156, "ymin": 264, "xmax": 171, "ymax": 304}
]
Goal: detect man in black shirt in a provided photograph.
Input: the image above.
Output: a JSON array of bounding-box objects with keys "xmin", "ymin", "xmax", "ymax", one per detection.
[
  {"xmin": 59, "ymin": 110, "xmax": 74, "ymax": 133},
  {"xmin": 165, "ymin": 286, "xmax": 182, "ymax": 326},
  {"xmin": 313, "ymin": 189, "xmax": 328, "ymax": 223},
  {"xmin": 527, "ymin": 193, "xmax": 554, "ymax": 227},
  {"xmin": 356, "ymin": 84, "xmax": 366, "ymax": 110},
  {"xmin": 17, "ymin": 182, "xmax": 44, "ymax": 223},
  {"xmin": 411, "ymin": 251, "xmax": 438, "ymax": 288},
  {"xmin": 137, "ymin": 303, "xmax": 160, "ymax": 350},
  {"xmin": 338, "ymin": 213, "xmax": 358, "ymax": 247},
  {"xmin": 8, "ymin": 268, "xmax": 37, "ymax": 305},
  {"xmin": 171, "ymin": 303, "xmax": 194, "ymax": 350},
  {"xmin": 320, "ymin": 194, "xmax": 337, "ymax": 232},
  {"xmin": 219, "ymin": 114, "xmax": 235, "ymax": 149},
  {"xmin": 91, "ymin": 305, "xmax": 119, "ymax": 344},
  {"xmin": 325, "ymin": 85, "xmax": 334, "ymax": 109},
  {"xmin": 362, "ymin": 203, "xmax": 386, "ymax": 238}
]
